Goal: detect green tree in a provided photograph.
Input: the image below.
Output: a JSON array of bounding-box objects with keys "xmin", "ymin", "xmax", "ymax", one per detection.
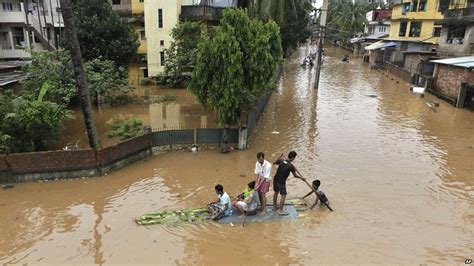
[
  {"xmin": 0, "ymin": 89, "xmax": 73, "ymax": 153},
  {"xmin": 21, "ymin": 50, "xmax": 132, "ymax": 105},
  {"xmin": 189, "ymin": 9, "xmax": 282, "ymax": 153},
  {"xmin": 72, "ymin": 0, "xmax": 139, "ymax": 66},
  {"xmin": 326, "ymin": 0, "xmax": 371, "ymax": 44},
  {"xmin": 250, "ymin": 0, "xmax": 311, "ymax": 56},
  {"xmin": 161, "ymin": 21, "xmax": 205, "ymax": 87}
]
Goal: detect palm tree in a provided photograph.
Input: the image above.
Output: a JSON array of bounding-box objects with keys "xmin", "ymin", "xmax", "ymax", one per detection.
[
  {"xmin": 326, "ymin": 0, "xmax": 370, "ymax": 43},
  {"xmin": 59, "ymin": 0, "xmax": 101, "ymax": 149}
]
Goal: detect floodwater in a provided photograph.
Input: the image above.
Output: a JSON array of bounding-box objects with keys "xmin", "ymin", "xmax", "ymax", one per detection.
[
  {"xmin": 1, "ymin": 46, "xmax": 473, "ymax": 264},
  {"xmin": 59, "ymin": 88, "xmax": 218, "ymax": 149}
]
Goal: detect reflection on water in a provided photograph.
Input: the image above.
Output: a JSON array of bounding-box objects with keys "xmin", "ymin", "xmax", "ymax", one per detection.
[
  {"xmin": 59, "ymin": 89, "xmax": 218, "ymax": 149},
  {"xmin": 1, "ymin": 45, "xmax": 473, "ymax": 264}
]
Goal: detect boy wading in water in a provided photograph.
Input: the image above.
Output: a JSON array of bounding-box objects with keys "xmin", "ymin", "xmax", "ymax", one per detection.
[
  {"xmin": 254, "ymin": 152, "xmax": 272, "ymax": 215},
  {"xmin": 273, "ymin": 151, "xmax": 305, "ymax": 215},
  {"xmin": 302, "ymin": 179, "xmax": 330, "ymax": 210}
]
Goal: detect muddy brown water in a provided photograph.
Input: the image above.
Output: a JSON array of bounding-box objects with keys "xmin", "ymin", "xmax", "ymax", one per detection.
[
  {"xmin": 1, "ymin": 46, "xmax": 473, "ymax": 264},
  {"xmin": 59, "ymin": 88, "xmax": 219, "ymax": 149}
]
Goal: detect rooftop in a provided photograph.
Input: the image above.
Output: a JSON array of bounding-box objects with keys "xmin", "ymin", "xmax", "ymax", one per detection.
[{"xmin": 430, "ymin": 56, "xmax": 474, "ymax": 68}]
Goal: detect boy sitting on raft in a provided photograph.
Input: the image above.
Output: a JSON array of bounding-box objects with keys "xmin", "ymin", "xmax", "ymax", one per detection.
[
  {"xmin": 233, "ymin": 181, "xmax": 259, "ymax": 217},
  {"xmin": 302, "ymin": 180, "xmax": 330, "ymax": 210},
  {"xmin": 208, "ymin": 184, "xmax": 232, "ymax": 220}
]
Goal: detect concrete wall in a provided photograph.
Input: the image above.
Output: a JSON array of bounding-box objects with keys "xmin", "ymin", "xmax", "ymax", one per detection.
[
  {"xmin": 145, "ymin": 0, "xmax": 181, "ymax": 76},
  {"xmin": 110, "ymin": 0, "xmax": 132, "ymax": 16},
  {"xmin": 438, "ymin": 24, "xmax": 474, "ymax": 56},
  {"xmin": 433, "ymin": 64, "xmax": 474, "ymax": 99}
]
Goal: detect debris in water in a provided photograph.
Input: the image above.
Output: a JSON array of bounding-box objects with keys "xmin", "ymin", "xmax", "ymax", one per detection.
[
  {"xmin": 2, "ymin": 184, "xmax": 14, "ymax": 190},
  {"xmin": 426, "ymin": 102, "xmax": 437, "ymax": 112},
  {"xmin": 365, "ymin": 94, "xmax": 378, "ymax": 98},
  {"xmin": 271, "ymin": 131, "xmax": 280, "ymax": 134},
  {"xmin": 239, "ymin": 174, "xmax": 246, "ymax": 177},
  {"xmin": 230, "ymin": 222, "xmax": 234, "ymax": 227}
]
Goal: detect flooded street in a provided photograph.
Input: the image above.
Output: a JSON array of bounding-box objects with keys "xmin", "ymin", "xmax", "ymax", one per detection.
[{"xmin": 1, "ymin": 46, "xmax": 473, "ymax": 264}]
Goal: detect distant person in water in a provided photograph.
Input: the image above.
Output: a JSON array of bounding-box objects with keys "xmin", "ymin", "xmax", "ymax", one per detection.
[
  {"xmin": 273, "ymin": 151, "xmax": 305, "ymax": 216},
  {"xmin": 302, "ymin": 179, "xmax": 330, "ymax": 210},
  {"xmin": 208, "ymin": 184, "xmax": 232, "ymax": 220},
  {"xmin": 342, "ymin": 54, "xmax": 350, "ymax": 62},
  {"xmin": 255, "ymin": 152, "xmax": 272, "ymax": 215}
]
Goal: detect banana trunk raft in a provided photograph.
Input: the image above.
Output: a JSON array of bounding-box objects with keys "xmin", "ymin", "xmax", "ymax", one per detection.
[{"xmin": 135, "ymin": 199, "xmax": 308, "ymax": 226}]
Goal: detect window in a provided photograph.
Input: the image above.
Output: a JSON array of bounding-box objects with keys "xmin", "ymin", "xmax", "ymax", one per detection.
[
  {"xmin": 17, "ymin": 3, "xmax": 22, "ymax": 11},
  {"xmin": 160, "ymin": 40, "xmax": 164, "ymax": 46},
  {"xmin": 139, "ymin": 0, "xmax": 144, "ymax": 2},
  {"xmin": 418, "ymin": 0, "xmax": 426, "ymax": 11},
  {"xmin": 411, "ymin": 0, "xmax": 418, "ymax": 11},
  {"xmin": 12, "ymin": 27, "xmax": 25, "ymax": 46},
  {"xmin": 140, "ymin": 21, "xmax": 145, "ymax": 28},
  {"xmin": 158, "ymin": 9, "xmax": 163, "ymax": 28},
  {"xmin": 2, "ymin": 2, "xmax": 13, "ymax": 11},
  {"xmin": 408, "ymin": 21, "xmax": 422, "ymax": 37},
  {"xmin": 160, "ymin": 51, "xmax": 165, "ymax": 66},
  {"xmin": 399, "ymin": 22, "xmax": 407, "ymax": 37},
  {"xmin": 140, "ymin": 30, "xmax": 146, "ymax": 40},
  {"xmin": 402, "ymin": 3, "xmax": 410, "ymax": 14},
  {"xmin": 433, "ymin": 27, "xmax": 441, "ymax": 37},
  {"xmin": 446, "ymin": 25, "xmax": 466, "ymax": 44},
  {"xmin": 143, "ymin": 68, "xmax": 148, "ymax": 78},
  {"xmin": 112, "ymin": 0, "xmax": 121, "ymax": 5}
]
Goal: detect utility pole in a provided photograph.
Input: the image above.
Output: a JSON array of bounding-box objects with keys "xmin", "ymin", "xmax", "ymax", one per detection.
[{"xmin": 314, "ymin": 0, "xmax": 328, "ymax": 90}]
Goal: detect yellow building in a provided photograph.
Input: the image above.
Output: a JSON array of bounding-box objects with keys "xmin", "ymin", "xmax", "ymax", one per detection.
[
  {"xmin": 389, "ymin": 0, "xmax": 445, "ymax": 44},
  {"xmin": 144, "ymin": 0, "xmax": 182, "ymax": 77},
  {"xmin": 127, "ymin": 0, "xmax": 148, "ymax": 84}
]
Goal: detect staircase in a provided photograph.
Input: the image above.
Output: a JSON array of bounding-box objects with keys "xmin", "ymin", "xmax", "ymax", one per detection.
[{"xmin": 27, "ymin": 14, "xmax": 57, "ymax": 51}]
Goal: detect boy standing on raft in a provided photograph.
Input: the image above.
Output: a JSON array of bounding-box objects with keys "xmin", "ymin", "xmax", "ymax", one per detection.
[
  {"xmin": 273, "ymin": 151, "xmax": 305, "ymax": 215},
  {"xmin": 255, "ymin": 152, "xmax": 272, "ymax": 215}
]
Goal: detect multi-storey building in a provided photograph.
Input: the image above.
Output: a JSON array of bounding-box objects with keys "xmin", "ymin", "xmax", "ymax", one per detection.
[
  {"xmin": 437, "ymin": 0, "xmax": 474, "ymax": 56},
  {"xmin": 388, "ymin": 0, "xmax": 444, "ymax": 45},
  {"xmin": 144, "ymin": 0, "xmax": 236, "ymax": 77},
  {"xmin": 365, "ymin": 8, "xmax": 391, "ymax": 37},
  {"xmin": 0, "ymin": 0, "xmax": 63, "ymax": 60}
]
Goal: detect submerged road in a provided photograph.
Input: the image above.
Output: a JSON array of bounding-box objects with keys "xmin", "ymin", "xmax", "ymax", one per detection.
[{"xmin": 1, "ymin": 46, "xmax": 473, "ymax": 264}]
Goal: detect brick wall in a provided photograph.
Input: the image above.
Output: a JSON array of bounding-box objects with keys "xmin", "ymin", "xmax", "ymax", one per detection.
[
  {"xmin": 97, "ymin": 134, "xmax": 152, "ymax": 166},
  {"xmin": 8, "ymin": 149, "xmax": 97, "ymax": 174},
  {"xmin": 403, "ymin": 54, "xmax": 435, "ymax": 74},
  {"xmin": 387, "ymin": 63, "xmax": 412, "ymax": 82},
  {"xmin": 433, "ymin": 64, "xmax": 474, "ymax": 99}
]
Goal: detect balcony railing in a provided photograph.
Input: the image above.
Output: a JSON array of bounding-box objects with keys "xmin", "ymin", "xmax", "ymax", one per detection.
[
  {"xmin": 180, "ymin": 5, "xmax": 225, "ymax": 21},
  {"xmin": 444, "ymin": 7, "xmax": 474, "ymax": 23}
]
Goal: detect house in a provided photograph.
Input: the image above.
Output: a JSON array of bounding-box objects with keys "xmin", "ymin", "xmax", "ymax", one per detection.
[
  {"xmin": 357, "ymin": 8, "xmax": 392, "ymax": 57},
  {"xmin": 437, "ymin": 1, "xmax": 474, "ymax": 57},
  {"xmin": 383, "ymin": 0, "xmax": 443, "ymax": 64},
  {"xmin": 0, "ymin": 60, "xmax": 29, "ymax": 91},
  {"xmin": 430, "ymin": 56, "xmax": 474, "ymax": 109},
  {"xmin": 0, "ymin": 0, "xmax": 62, "ymax": 60},
  {"xmin": 144, "ymin": 0, "xmax": 237, "ymax": 77}
]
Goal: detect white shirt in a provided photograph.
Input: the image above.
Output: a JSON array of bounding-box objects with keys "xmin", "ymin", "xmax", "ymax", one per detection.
[
  {"xmin": 219, "ymin": 192, "xmax": 232, "ymax": 216},
  {"xmin": 255, "ymin": 160, "xmax": 272, "ymax": 180}
]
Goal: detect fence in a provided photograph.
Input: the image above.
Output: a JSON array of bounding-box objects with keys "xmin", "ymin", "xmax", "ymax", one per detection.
[
  {"xmin": 0, "ymin": 127, "xmax": 241, "ymax": 182},
  {"xmin": 386, "ymin": 63, "xmax": 413, "ymax": 83}
]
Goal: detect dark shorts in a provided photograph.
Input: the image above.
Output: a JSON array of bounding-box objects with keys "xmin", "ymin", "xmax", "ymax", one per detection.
[{"xmin": 273, "ymin": 181, "xmax": 287, "ymax": 195}]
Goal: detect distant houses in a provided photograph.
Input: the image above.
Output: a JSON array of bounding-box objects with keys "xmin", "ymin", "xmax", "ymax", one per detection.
[{"xmin": 360, "ymin": 0, "xmax": 474, "ymax": 110}]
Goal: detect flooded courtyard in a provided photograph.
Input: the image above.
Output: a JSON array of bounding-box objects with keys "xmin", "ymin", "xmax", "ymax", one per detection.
[{"xmin": 0, "ymin": 46, "xmax": 473, "ymax": 264}]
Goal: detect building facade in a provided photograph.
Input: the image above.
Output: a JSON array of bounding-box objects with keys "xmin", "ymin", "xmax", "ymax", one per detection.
[
  {"xmin": 0, "ymin": 0, "xmax": 63, "ymax": 60},
  {"xmin": 389, "ymin": 0, "xmax": 444, "ymax": 44},
  {"xmin": 437, "ymin": 0, "xmax": 474, "ymax": 57}
]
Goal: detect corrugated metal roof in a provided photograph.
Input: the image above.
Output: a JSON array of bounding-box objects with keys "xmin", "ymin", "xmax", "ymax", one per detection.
[
  {"xmin": 430, "ymin": 56, "xmax": 474, "ymax": 68},
  {"xmin": 365, "ymin": 41, "xmax": 396, "ymax": 50}
]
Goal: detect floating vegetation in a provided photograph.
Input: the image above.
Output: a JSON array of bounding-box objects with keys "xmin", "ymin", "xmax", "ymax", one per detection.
[{"xmin": 135, "ymin": 208, "xmax": 210, "ymax": 225}]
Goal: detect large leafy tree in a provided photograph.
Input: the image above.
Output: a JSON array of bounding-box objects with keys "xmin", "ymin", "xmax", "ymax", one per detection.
[
  {"xmin": 72, "ymin": 0, "xmax": 139, "ymax": 66},
  {"xmin": 250, "ymin": 0, "xmax": 311, "ymax": 56},
  {"xmin": 160, "ymin": 21, "xmax": 205, "ymax": 87},
  {"xmin": 326, "ymin": 0, "xmax": 371, "ymax": 44},
  {"xmin": 21, "ymin": 50, "xmax": 131, "ymax": 105},
  {"xmin": 189, "ymin": 9, "xmax": 282, "ymax": 153}
]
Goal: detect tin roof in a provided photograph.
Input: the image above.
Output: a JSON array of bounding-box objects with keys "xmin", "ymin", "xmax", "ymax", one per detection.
[{"xmin": 430, "ymin": 56, "xmax": 474, "ymax": 68}]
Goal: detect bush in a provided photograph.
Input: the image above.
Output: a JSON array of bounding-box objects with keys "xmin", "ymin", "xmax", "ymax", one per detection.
[{"xmin": 106, "ymin": 118, "xmax": 144, "ymax": 141}]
